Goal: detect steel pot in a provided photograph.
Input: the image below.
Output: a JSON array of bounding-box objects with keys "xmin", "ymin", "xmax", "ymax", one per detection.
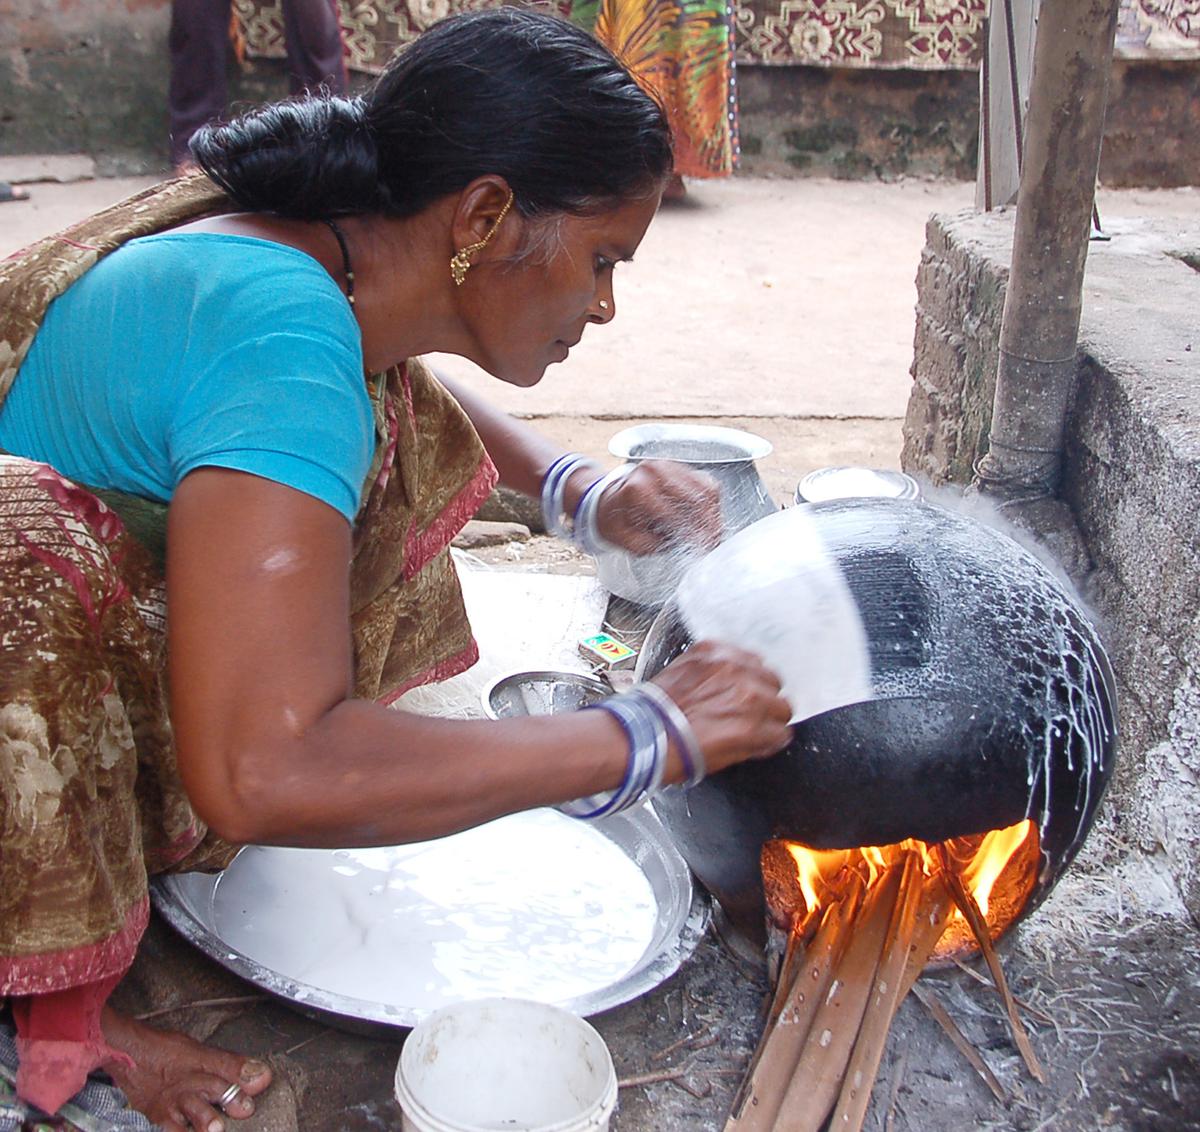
[{"xmin": 593, "ymin": 424, "xmax": 778, "ymax": 607}]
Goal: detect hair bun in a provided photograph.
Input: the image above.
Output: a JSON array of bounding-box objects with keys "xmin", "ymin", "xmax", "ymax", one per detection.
[{"xmin": 191, "ymin": 95, "xmax": 384, "ymax": 218}]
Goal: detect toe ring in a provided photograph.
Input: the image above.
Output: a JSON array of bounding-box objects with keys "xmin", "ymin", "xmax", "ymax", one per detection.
[{"xmin": 218, "ymin": 1082, "xmax": 244, "ymax": 1111}]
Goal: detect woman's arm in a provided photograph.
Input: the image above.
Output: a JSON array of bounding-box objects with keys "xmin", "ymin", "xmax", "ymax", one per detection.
[
  {"xmin": 437, "ymin": 372, "xmax": 721, "ymax": 553},
  {"xmin": 436, "ymin": 372, "xmax": 592, "ymax": 507},
  {"xmin": 166, "ymin": 468, "xmax": 790, "ymax": 849}
]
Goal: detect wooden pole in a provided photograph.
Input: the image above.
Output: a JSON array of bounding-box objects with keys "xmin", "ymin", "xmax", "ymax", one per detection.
[{"xmin": 972, "ymin": 0, "xmax": 1121, "ymax": 501}]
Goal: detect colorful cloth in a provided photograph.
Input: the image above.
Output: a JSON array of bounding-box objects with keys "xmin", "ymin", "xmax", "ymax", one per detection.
[
  {"xmin": 735, "ymin": 0, "xmax": 989, "ymax": 69},
  {"xmin": 234, "ymin": 1, "xmax": 1200, "ymax": 74},
  {"xmin": 232, "ymin": 0, "xmax": 739, "ymax": 177},
  {"xmin": 729, "ymin": 0, "xmax": 1199, "ymax": 67},
  {"xmin": 590, "ymin": 0, "xmax": 739, "ymax": 177},
  {"xmin": 0, "ymin": 175, "xmax": 497, "ymax": 1111}
]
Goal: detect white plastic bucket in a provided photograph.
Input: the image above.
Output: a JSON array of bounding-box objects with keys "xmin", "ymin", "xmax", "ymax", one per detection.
[{"xmin": 395, "ymin": 998, "xmax": 618, "ymax": 1132}]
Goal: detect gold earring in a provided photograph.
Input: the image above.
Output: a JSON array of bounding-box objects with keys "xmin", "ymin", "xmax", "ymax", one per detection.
[{"xmin": 450, "ymin": 191, "xmax": 515, "ymax": 286}]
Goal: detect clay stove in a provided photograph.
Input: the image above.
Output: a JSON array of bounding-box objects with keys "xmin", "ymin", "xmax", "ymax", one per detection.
[
  {"xmin": 638, "ymin": 499, "xmax": 1117, "ymax": 953},
  {"xmin": 635, "ymin": 499, "xmax": 1118, "ymax": 1128}
]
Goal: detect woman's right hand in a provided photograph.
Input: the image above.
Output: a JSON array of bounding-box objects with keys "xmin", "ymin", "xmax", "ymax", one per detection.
[{"xmin": 649, "ymin": 640, "xmax": 794, "ymax": 780}]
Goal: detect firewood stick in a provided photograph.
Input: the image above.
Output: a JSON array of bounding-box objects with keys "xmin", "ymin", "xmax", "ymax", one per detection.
[
  {"xmin": 729, "ymin": 903, "xmax": 838, "ymax": 1129},
  {"xmin": 827, "ymin": 852, "xmax": 926, "ymax": 1132},
  {"xmin": 727, "ymin": 894, "xmax": 857, "ymax": 1130},
  {"xmin": 821, "ymin": 856, "xmax": 953, "ymax": 1132},
  {"xmin": 767, "ymin": 912, "xmax": 808, "ymax": 1027},
  {"xmin": 896, "ymin": 871, "xmax": 954, "ymax": 1000},
  {"xmin": 950, "ymin": 957, "xmax": 1057, "ymax": 1025},
  {"xmin": 726, "ymin": 876, "xmax": 864, "ymax": 1131},
  {"xmin": 650, "ymin": 1026, "xmax": 715, "ymax": 1062},
  {"xmin": 770, "ymin": 863, "xmax": 906, "ymax": 1132},
  {"xmin": 619, "ymin": 1056, "xmax": 701, "ymax": 1089},
  {"xmin": 935, "ymin": 846, "xmax": 1045, "ymax": 1083},
  {"xmin": 911, "ymin": 982, "xmax": 1009, "ymax": 1102}
]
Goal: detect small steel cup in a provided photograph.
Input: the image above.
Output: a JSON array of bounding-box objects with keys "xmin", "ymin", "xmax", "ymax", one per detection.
[{"xmin": 482, "ymin": 670, "xmax": 612, "ymax": 720}]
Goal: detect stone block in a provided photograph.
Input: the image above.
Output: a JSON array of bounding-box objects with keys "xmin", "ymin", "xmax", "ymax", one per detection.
[
  {"xmin": 451, "ymin": 519, "xmax": 531, "ymax": 549},
  {"xmin": 474, "ymin": 485, "xmax": 543, "ymax": 531}
]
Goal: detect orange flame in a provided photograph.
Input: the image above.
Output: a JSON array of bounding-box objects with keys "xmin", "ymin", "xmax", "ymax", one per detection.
[
  {"xmin": 959, "ymin": 821, "xmax": 1034, "ymax": 917},
  {"xmin": 785, "ymin": 819, "xmax": 1036, "ymax": 926}
]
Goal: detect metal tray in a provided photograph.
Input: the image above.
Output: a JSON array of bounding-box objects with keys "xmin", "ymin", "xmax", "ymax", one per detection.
[{"xmin": 152, "ymin": 805, "xmax": 708, "ymax": 1032}]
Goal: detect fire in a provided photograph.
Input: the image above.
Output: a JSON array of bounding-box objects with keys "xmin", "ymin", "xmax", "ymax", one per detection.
[
  {"xmin": 769, "ymin": 819, "xmax": 1040, "ymax": 962},
  {"xmin": 741, "ymin": 822, "xmax": 1045, "ymax": 1130},
  {"xmin": 957, "ymin": 821, "xmax": 1034, "ymax": 918}
]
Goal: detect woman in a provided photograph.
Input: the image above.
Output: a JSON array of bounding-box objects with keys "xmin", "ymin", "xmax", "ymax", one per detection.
[{"xmin": 0, "ymin": 10, "xmax": 790, "ymax": 1130}]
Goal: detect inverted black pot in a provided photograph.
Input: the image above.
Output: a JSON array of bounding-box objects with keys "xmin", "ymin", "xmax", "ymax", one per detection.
[{"xmin": 638, "ymin": 499, "xmax": 1118, "ymax": 944}]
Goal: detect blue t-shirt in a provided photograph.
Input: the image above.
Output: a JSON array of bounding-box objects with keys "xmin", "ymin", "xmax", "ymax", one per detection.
[{"xmin": 0, "ymin": 232, "xmax": 373, "ymax": 523}]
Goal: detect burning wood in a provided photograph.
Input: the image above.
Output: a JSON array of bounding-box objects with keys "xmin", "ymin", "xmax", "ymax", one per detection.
[{"xmin": 726, "ymin": 820, "xmax": 1041, "ymax": 1132}]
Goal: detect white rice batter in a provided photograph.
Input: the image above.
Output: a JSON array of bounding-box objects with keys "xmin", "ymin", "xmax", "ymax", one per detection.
[{"xmin": 212, "ymin": 808, "xmax": 659, "ymax": 1012}]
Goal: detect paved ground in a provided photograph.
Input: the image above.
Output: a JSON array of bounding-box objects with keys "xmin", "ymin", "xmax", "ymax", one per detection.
[{"xmin": 2, "ymin": 171, "xmax": 1199, "ymax": 1131}]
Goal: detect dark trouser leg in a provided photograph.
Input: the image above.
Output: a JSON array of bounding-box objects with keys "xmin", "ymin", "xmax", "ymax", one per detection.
[
  {"xmin": 167, "ymin": 0, "xmax": 233, "ymax": 166},
  {"xmin": 281, "ymin": 0, "xmax": 347, "ymax": 96}
]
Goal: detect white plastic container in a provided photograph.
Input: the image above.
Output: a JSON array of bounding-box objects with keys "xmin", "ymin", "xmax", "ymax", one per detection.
[{"xmin": 395, "ymin": 998, "xmax": 618, "ymax": 1132}]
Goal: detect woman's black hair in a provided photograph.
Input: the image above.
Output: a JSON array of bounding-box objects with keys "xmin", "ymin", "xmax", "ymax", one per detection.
[{"xmin": 191, "ymin": 8, "xmax": 673, "ymax": 221}]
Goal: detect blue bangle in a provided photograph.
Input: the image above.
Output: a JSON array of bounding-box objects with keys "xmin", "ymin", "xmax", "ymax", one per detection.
[
  {"xmin": 558, "ymin": 704, "xmax": 637, "ymax": 820},
  {"xmin": 597, "ymin": 696, "xmax": 658, "ymax": 813},
  {"xmin": 558, "ymin": 690, "xmax": 670, "ymax": 820},
  {"xmin": 637, "ymin": 681, "xmax": 707, "ymax": 788},
  {"xmin": 574, "ymin": 465, "xmax": 633, "ymax": 556},
  {"xmin": 540, "ymin": 453, "xmax": 601, "ymax": 541}
]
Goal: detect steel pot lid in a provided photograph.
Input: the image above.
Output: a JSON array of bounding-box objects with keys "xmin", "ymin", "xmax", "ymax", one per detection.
[{"xmin": 796, "ymin": 466, "xmax": 920, "ymax": 504}]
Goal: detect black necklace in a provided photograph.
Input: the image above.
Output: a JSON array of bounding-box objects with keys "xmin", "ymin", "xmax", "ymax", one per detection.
[{"xmin": 323, "ymin": 218, "xmax": 356, "ymax": 307}]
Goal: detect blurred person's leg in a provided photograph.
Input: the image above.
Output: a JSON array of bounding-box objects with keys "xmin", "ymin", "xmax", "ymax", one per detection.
[
  {"xmin": 281, "ymin": 0, "xmax": 348, "ymax": 96},
  {"xmin": 168, "ymin": 0, "xmax": 233, "ymax": 169}
]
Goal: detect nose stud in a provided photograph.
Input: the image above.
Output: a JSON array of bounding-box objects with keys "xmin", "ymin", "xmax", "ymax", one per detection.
[{"xmin": 598, "ymin": 299, "xmax": 610, "ymax": 312}]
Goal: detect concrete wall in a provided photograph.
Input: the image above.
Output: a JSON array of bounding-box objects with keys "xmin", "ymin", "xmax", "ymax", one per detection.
[
  {"xmin": 902, "ymin": 208, "xmax": 1200, "ymax": 920},
  {"xmin": 736, "ymin": 65, "xmax": 980, "ymax": 182},
  {"xmin": 3, "ymin": 1, "xmax": 1197, "ymax": 184},
  {"xmin": 737, "ymin": 61, "xmax": 1199, "ymax": 186},
  {"xmin": 0, "ymin": 0, "xmax": 174, "ymax": 173}
]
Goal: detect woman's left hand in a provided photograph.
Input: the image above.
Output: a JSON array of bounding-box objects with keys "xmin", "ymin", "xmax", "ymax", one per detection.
[{"xmin": 592, "ymin": 459, "xmax": 722, "ymax": 555}]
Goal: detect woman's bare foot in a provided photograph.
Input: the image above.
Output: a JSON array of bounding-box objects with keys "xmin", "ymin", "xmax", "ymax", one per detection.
[
  {"xmin": 0, "ymin": 181, "xmax": 30, "ymax": 203},
  {"xmin": 101, "ymin": 1006, "xmax": 272, "ymax": 1132}
]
